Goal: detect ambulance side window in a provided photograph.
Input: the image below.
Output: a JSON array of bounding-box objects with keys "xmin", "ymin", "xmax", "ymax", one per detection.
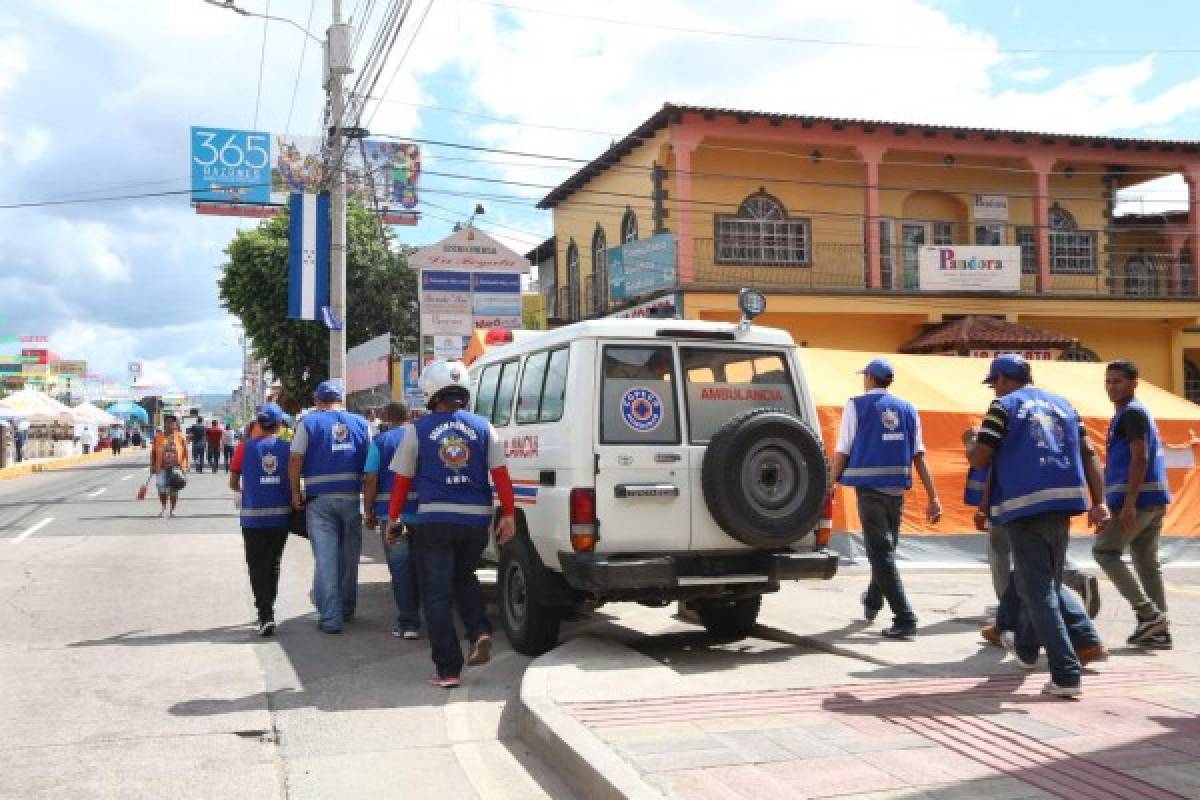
[
  {"xmin": 539, "ymin": 347, "xmax": 569, "ymax": 423},
  {"xmin": 474, "ymin": 365, "xmax": 500, "ymax": 420},
  {"xmin": 516, "ymin": 352, "xmax": 548, "ymax": 424},
  {"xmin": 492, "ymin": 361, "xmax": 519, "ymax": 427},
  {"xmin": 600, "ymin": 345, "xmax": 680, "ymax": 445}
]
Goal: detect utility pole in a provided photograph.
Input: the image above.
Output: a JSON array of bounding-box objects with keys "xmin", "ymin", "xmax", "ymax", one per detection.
[{"xmin": 326, "ymin": 1, "xmax": 353, "ymax": 384}]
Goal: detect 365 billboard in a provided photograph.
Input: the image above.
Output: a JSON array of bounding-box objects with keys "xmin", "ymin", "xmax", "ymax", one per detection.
[{"xmin": 190, "ymin": 127, "xmax": 272, "ymax": 204}]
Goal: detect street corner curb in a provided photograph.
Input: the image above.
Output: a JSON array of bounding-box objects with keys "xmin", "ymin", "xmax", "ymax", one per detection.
[
  {"xmin": 518, "ymin": 637, "xmax": 665, "ymax": 800},
  {"xmin": 35, "ymin": 450, "xmax": 114, "ymax": 473},
  {"xmin": 0, "ymin": 464, "xmax": 35, "ymax": 480}
]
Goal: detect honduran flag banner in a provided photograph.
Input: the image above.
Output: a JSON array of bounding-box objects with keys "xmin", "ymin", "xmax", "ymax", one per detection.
[{"xmin": 287, "ymin": 192, "xmax": 330, "ymax": 320}]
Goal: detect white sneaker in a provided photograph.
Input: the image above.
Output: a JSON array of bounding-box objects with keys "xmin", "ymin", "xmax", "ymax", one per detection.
[
  {"xmin": 1002, "ymin": 631, "xmax": 1038, "ymax": 670},
  {"xmin": 1042, "ymin": 680, "xmax": 1082, "ymax": 698}
]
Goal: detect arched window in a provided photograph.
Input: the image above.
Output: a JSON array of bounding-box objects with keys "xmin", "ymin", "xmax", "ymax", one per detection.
[
  {"xmin": 1059, "ymin": 345, "xmax": 1101, "ymax": 363},
  {"xmin": 715, "ymin": 190, "xmax": 810, "ymax": 266},
  {"xmin": 1048, "ymin": 205, "xmax": 1097, "ymax": 275},
  {"xmin": 620, "ymin": 209, "xmax": 639, "ymax": 243},
  {"xmin": 566, "ymin": 240, "xmax": 580, "ymax": 320},
  {"xmin": 592, "ymin": 226, "xmax": 608, "ymax": 313},
  {"xmin": 1186, "ymin": 360, "xmax": 1200, "ymax": 404},
  {"xmin": 1124, "ymin": 251, "xmax": 1155, "ymax": 297}
]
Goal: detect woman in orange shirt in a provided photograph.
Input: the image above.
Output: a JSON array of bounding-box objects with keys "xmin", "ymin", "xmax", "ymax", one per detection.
[{"xmin": 150, "ymin": 415, "xmax": 189, "ymax": 518}]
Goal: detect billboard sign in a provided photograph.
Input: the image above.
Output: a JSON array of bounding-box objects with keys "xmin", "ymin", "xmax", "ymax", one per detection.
[
  {"xmin": 918, "ymin": 245, "xmax": 1021, "ymax": 292},
  {"xmin": 410, "ymin": 227, "xmax": 531, "ymax": 272},
  {"xmin": 607, "ymin": 233, "xmax": 677, "ymax": 303},
  {"xmin": 419, "ymin": 270, "xmax": 473, "ymax": 337},
  {"xmin": 471, "ymin": 272, "xmax": 522, "ymax": 329},
  {"xmin": 271, "ymin": 134, "xmax": 420, "ymax": 214},
  {"xmin": 190, "ymin": 127, "xmax": 272, "ymax": 204}
]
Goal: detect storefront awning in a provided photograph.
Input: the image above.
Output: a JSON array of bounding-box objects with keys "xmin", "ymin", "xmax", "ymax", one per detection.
[{"xmin": 900, "ymin": 315, "xmax": 1076, "ymax": 355}]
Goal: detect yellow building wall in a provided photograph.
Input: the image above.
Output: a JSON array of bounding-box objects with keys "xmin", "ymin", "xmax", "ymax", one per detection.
[
  {"xmin": 694, "ymin": 309, "xmax": 926, "ymax": 353},
  {"xmin": 1019, "ymin": 316, "xmax": 1177, "ymax": 390}
]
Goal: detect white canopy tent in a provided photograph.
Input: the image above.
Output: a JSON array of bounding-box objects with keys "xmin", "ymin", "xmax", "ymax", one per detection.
[
  {"xmin": 72, "ymin": 402, "xmax": 118, "ymax": 426},
  {"xmin": 0, "ymin": 389, "xmax": 75, "ymax": 420}
]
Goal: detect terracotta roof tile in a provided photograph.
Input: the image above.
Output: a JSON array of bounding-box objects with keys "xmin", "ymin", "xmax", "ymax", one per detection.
[{"xmin": 900, "ymin": 316, "xmax": 1076, "ymax": 354}]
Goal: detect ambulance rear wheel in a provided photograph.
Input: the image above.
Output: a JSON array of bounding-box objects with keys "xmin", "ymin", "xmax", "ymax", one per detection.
[{"xmin": 499, "ymin": 537, "xmax": 561, "ymax": 656}]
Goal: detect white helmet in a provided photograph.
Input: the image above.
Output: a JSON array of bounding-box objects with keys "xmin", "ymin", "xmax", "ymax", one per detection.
[{"xmin": 419, "ymin": 360, "xmax": 471, "ymax": 409}]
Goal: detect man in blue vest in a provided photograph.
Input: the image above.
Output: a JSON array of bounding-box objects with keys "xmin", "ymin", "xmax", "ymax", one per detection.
[
  {"xmin": 968, "ymin": 354, "xmax": 1110, "ymax": 697},
  {"xmin": 1097, "ymin": 360, "xmax": 1172, "ymax": 649},
  {"xmin": 229, "ymin": 403, "xmax": 292, "ymax": 636},
  {"xmin": 364, "ymin": 401, "xmax": 421, "ymax": 640},
  {"xmin": 288, "ymin": 380, "xmax": 370, "ymax": 634},
  {"xmin": 386, "ymin": 360, "xmax": 518, "ymax": 689},
  {"xmin": 832, "ymin": 358, "xmax": 942, "ymax": 640}
]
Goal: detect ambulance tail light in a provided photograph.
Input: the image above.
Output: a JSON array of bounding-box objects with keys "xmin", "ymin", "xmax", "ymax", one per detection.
[
  {"xmin": 816, "ymin": 494, "xmax": 834, "ymax": 549},
  {"xmin": 569, "ymin": 488, "xmax": 597, "ymax": 552}
]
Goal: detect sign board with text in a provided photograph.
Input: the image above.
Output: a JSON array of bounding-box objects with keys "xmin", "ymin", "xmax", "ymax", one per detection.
[
  {"xmin": 918, "ymin": 245, "xmax": 1021, "ymax": 292},
  {"xmin": 973, "ymin": 194, "xmax": 1009, "ymax": 221},
  {"xmin": 190, "ymin": 127, "xmax": 272, "ymax": 204},
  {"xmin": 411, "ymin": 227, "xmax": 531, "ymax": 273},
  {"xmin": 607, "ymin": 233, "xmax": 677, "ymax": 303}
]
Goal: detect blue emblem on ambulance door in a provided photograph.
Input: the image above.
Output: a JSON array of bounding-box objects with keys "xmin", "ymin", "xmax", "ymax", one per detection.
[{"xmin": 621, "ymin": 387, "xmax": 663, "ymax": 433}]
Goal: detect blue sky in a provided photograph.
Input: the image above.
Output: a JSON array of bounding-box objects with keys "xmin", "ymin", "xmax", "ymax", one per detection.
[{"xmin": 2, "ymin": 0, "xmax": 1200, "ymax": 392}]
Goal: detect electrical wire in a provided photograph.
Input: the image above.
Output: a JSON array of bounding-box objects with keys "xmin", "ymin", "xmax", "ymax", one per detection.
[
  {"xmin": 362, "ymin": 0, "xmax": 433, "ymax": 130},
  {"xmin": 467, "ymin": 0, "xmax": 1200, "ymax": 56},
  {"xmin": 284, "ymin": 0, "xmax": 318, "ymax": 138},
  {"xmin": 252, "ymin": 0, "xmax": 272, "ymax": 130}
]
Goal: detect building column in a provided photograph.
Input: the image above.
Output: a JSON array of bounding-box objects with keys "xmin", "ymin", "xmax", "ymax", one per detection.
[
  {"xmin": 860, "ymin": 147, "xmax": 885, "ymax": 289},
  {"xmin": 1029, "ymin": 157, "xmax": 1054, "ymax": 293},
  {"xmin": 1187, "ymin": 169, "xmax": 1200, "ymax": 296},
  {"xmin": 672, "ymin": 135, "xmax": 698, "ymax": 285}
]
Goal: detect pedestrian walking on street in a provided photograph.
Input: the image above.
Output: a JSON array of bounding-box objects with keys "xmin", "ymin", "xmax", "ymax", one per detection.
[
  {"xmin": 205, "ymin": 419, "xmax": 223, "ymax": 473},
  {"xmin": 14, "ymin": 418, "xmax": 28, "ymax": 462},
  {"xmin": 110, "ymin": 423, "xmax": 125, "ymax": 455},
  {"xmin": 386, "ymin": 361, "xmax": 517, "ymax": 689},
  {"xmin": 831, "ymin": 358, "xmax": 942, "ymax": 640},
  {"xmin": 967, "ymin": 354, "xmax": 1110, "ymax": 698},
  {"xmin": 151, "ymin": 415, "xmax": 189, "ymax": 518},
  {"xmin": 230, "ymin": 403, "xmax": 292, "ymax": 636},
  {"xmin": 1096, "ymin": 360, "xmax": 1173, "ymax": 649},
  {"xmin": 188, "ymin": 417, "xmax": 207, "ymax": 471},
  {"xmin": 363, "ymin": 402, "xmax": 421, "ymax": 640},
  {"xmin": 80, "ymin": 425, "xmax": 96, "ymax": 455},
  {"xmin": 222, "ymin": 424, "xmax": 236, "ymax": 472},
  {"xmin": 288, "ymin": 380, "xmax": 369, "ymax": 634}
]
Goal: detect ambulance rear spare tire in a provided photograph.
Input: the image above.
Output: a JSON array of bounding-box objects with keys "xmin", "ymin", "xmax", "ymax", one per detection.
[{"xmin": 701, "ymin": 408, "xmax": 829, "ymax": 549}]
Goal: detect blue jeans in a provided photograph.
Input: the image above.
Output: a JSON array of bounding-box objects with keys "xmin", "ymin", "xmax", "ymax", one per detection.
[
  {"xmin": 1007, "ymin": 512, "xmax": 1085, "ymax": 688},
  {"xmin": 306, "ymin": 495, "xmax": 363, "ymax": 630},
  {"xmin": 995, "ymin": 574, "xmax": 1100, "ymax": 649},
  {"xmin": 857, "ymin": 488, "xmax": 917, "ymax": 629},
  {"xmin": 412, "ymin": 523, "xmax": 492, "ymax": 679},
  {"xmin": 383, "ymin": 530, "xmax": 420, "ymax": 630}
]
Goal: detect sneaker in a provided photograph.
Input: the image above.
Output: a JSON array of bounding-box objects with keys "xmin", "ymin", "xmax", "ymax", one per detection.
[
  {"xmin": 881, "ymin": 625, "xmax": 916, "ymax": 640},
  {"xmin": 467, "ymin": 633, "xmax": 493, "ymax": 666},
  {"xmin": 402, "ymin": 629, "xmax": 420, "ymax": 640},
  {"xmin": 1127, "ymin": 613, "xmax": 1169, "ymax": 645},
  {"xmin": 980, "ymin": 624, "xmax": 1004, "ymax": 647},
  {"xmin": 1002, "ymin": 631, "xmax": 1038, "ymax": 670},
  {"xmin": 1042, "ymin": 680, "xmax": 1082, "ymax": 698},
  {"xmin": 1144, "ymin": 632, "xmax": 1173, "ymax": 650},
  {"xmin": 861, "ymin": 591, "xmax": 879, "ymax": 623},
  {"xmin": 1076, "ymin": 643, "xmax": 1109, "ymax": 666},
  {"xmin": 429, "ymin": 675, "xmax": 461, "ymax": 689},
  {"xmin": 257, "ymin": 619, "xmax": 277, "ymax": 637}
]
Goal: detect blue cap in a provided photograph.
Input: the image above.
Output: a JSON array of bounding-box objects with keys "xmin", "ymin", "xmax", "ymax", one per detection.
[
  {"xmin": 983, "ymin": 353, "xmax": 1031, "ymax": 384},
  {"xmin": 256, "ymin": 402, "xmax": 284, "ymax": 426},
  {"xmin": 857, "ymin": 358, "xmax": 894, "ymax": 382},
  {"xmin": 314, "ymin": 380, "xmax": 344, "ymax": 402}
]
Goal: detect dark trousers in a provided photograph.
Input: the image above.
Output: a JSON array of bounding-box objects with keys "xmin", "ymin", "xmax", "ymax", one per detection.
[
  {"xmin": 223, "ymin": 445, "xmax": 235, "ymax": 471},
  {"xmin": 857, "ymin": 488, "xmax": 917, "ymax": 629},
  {"xmin": 995, "ymin": 573, "xmax": 1100, "ymax": 648},
  {"xmin": 111, "ymin": 440, "xmax": 122, "ymax": 455},
  {"xmin": 206, "ymin": 446, "xmax": 219, "ymax": 472},
  {"xmin": 412, "ymin": 523, "xmax": 492, "ymax": 679},
  {"xmin": 82, "ymin": 444, "xmax": 91, "ymax": 454},
  {"xmin": 242, "ymin": 527, "xmax": 289, "ymax": 623},
  {"xmin": 192, "ymin": 444, "xmax": 205, "ymax": 470},
  {"xmin": 1008, "ymin": 512, "xmax": 1084, "ymax": 688}
]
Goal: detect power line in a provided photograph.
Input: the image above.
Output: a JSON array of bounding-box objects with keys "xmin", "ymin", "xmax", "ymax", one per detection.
[
  {"xmin": 468, "ymin": 0, "xmax": 1200, "ymax": 56},
  {"xmin": 284, "ymin": 0, "xmax": 318, "ymax": 138},
  {"xmin": 363, "ymin": 0, "xmax": 434, "ymax": 130},
  {"xmin": 252, "ymin": 0, "xmax": 272, "ymax": 130}
]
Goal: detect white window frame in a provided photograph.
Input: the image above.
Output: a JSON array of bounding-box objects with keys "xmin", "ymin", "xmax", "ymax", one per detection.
[{"xmin": 715, "ymin": 192, "xmax": 811, "ymax": 266}]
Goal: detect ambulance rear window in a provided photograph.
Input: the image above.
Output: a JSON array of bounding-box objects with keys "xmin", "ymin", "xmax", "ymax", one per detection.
[{"xmin": 681, "ymin": 348, "xmax": 799, "ymax": 443}]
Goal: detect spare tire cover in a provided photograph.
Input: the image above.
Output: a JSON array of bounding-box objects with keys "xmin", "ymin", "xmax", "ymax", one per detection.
[{"xmin": 701, "ymin": 408, "xmax": 829, "ymax": 549}]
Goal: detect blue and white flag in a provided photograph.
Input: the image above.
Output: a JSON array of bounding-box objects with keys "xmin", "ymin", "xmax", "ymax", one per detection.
[{"xmin": 287, "ymin": 192, "xmax": 330, "ymax": 320}]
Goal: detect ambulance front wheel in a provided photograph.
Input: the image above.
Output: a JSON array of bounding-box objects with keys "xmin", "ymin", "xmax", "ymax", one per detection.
[{"xmin": 499, "ymin": 537, "xmax": 562, "ymax": 656}]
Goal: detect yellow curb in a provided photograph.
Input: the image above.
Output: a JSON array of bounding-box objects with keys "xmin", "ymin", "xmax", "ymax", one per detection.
[{"xmin": 0, "ymin": 449, "xmax": 117, "ymax": 480}]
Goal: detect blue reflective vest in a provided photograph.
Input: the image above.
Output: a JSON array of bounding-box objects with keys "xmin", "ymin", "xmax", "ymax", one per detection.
[
  {"xmin": 241, "ymin": 436, "xmax": 292, "ymax": 529},
  {"xmin": 410, "ymin": 410, "xmax": 495, "ymax": 527},
  {"xmin": 373, "ymin": 426, "xmax": 418, "ymax": 521},
  {"xmin": 839, "ymin": 393, "xmax": 918, "ymax": 490},
  {"xmin": 1105, "ymin": 400, "xmax": 1171, "ymax": 510},
  {"xmin": 299, "ymin": 410, "xmax": 369, "ymax": 497},
  {"xmin": 988, "ymin": 387, "xmax": 1089, "ymax": 525},
  {"xmin": 964, "ymin": 466, "xmax": 988, "ymax": 507}
]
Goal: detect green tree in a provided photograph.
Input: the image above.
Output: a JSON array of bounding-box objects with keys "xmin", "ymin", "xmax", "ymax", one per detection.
[{"xmin": 218, "ymin": 202, "xmax": 418, "ymax": 410}]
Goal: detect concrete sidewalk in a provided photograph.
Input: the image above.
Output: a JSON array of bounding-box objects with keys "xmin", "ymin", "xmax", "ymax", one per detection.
[{"xmin": 520, "ymin": 570, "xmax": 1200, "ymax": 800}]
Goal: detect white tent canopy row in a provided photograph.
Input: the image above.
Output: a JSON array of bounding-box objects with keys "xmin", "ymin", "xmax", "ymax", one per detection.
[
  {"xmin": 71, "ymin": 402, "xmax": 119, "ymax": 426},
  {"xmin": 0, "ymin": 389, "xmax": 76, "ymax": 420}
]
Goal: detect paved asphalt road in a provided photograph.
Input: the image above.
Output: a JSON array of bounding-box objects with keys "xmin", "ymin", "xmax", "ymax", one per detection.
[{"xmin": 2, "ymin": 455, "xmax": 1198, "ymax": 799}]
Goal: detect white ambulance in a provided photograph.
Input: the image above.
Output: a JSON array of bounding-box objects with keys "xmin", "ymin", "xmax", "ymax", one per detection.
[{"xmin": 469, "ymin": 295, "xmax": 837, "ymax": 655}]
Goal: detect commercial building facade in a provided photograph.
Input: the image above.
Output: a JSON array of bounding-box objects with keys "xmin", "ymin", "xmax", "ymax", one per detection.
[{"xmin": 537, "ymin": 103, "xmax": 1200, "ymax": 401}]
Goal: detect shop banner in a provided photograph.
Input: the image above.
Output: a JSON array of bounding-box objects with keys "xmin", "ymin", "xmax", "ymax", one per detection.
[
  {"xmin": 190, "ymin": 127, "xmax": 272, "ymax": 204},
  {"xmin": 918, "ymin": 245, "xmax": 1021, "ymax": 292},
  {"xmin": 471, "ymin": 272, "xmax": 522, "ymax": 329},
  {"xmin": 419, "ymin": 270, "xmax": 473, "ymax": 337},
  {"xmin": 411, "ymin": 227, "xmax": 531, "ymax": 272},
  {"xmin": 973, "ymin": 194, "xmax": 1008, "ymax": 221},
  {"xmin": 605, "ymin": 293, "xmax": 682, "ymax": 320},
  {"xmin": 607, "ymin": 233, "xmax": 677, "ymax": 302}
]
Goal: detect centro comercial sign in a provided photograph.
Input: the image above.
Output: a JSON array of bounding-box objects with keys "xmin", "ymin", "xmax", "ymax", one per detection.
[{"xmin": 918, "ymin": 245, "xmax": 1021, "ymax": 292}]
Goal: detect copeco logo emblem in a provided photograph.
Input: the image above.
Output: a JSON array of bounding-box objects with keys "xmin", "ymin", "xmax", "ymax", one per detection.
[
  {"xmin": 881, "ymin": 409, "xmax": 900, "ymax": 431},
  {"xmin": 438, "ymin": 434, "xmax": 471, "ymax": 472},
  {"xmin": 261, "ymin": 453, "xmax": 278, "ymax": 475},
  {"xmin": 332, "ymin": 422, "xmax": 348, "ymax": 443},
  {"xmin": 621, "ymin": 387, "xmax": 663, "ymax": 433}
]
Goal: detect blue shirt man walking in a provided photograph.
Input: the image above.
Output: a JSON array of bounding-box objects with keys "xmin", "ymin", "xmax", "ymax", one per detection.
[
  {"xmin": 968, "ymin": 354, "xmax": 1110, "ymax": 697},
  {"xmin": 288, "ymin": 380, "xmax": 370, "ymax": 634},
  {"xmin": 831, "ymin": 358, "xmax": 942, "ymax": 640}
]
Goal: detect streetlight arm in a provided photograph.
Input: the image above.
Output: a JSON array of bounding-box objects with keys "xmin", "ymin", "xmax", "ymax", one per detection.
[{"xmin": 202, "ymin": 0, "xmax": 324, "ymax": 43}]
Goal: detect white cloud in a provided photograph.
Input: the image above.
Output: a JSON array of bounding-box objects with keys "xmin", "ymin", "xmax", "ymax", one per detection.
[{"xmin": 1010, "ymin": 66, "xmax": 1050, "ymax": 83}]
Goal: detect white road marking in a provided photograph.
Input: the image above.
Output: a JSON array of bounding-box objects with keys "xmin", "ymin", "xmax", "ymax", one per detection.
[
  {"xmin": 12, "ymin": 517, "xmax": 54, "ymax": 544},
  {"xmin": 121, "ymin": 474, "xmax": 135, "ymax": 481},
  {"xmin": 88, "ymin": 488, "xmax": 107, "ymax": 498}
]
